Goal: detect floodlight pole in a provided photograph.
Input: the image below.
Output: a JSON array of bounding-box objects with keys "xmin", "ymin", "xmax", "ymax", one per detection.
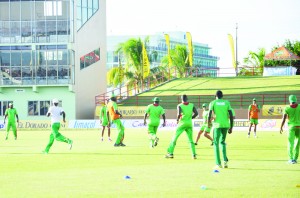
[{"xmin": 235, "ymin": 23, "xmax": 238, "ymax": 76}]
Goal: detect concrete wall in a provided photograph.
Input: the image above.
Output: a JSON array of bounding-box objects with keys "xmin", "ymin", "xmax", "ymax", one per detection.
[{"xmin": 74, "ymin": 0, "xmax": 107, "ymax": 119}]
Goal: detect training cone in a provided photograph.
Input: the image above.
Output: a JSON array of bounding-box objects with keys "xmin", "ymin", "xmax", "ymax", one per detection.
[{"xmin": 124, "ymin": 175, "xmax": 131, "ymax": 179}]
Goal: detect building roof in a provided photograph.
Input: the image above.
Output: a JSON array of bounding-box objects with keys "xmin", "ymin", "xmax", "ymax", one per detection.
[{"xmin": 264, "ymin": 46, "xmax": 300, "ymax": 60}]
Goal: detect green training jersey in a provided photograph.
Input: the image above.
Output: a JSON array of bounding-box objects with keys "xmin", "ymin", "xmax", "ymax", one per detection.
[
  {"xmin": 5, "ymin": 108, "xmax": 18, "ymax": 123},
  {"xmin": 145, "ymin": 104, "xmax": 165, "ymax": 126},
  {"xmin": 100, "ymin": 105, "xmax": 108, "ymax": 121},
  {"xmin": 284, "ymin": 104, "xmax": 300, "ymax": 128},
  {"xmin": 178, "ymin": 103, "xmax": 194, "ymax": 128},
  {"xmin": 202, "ymin": 110, "xmax": 209, "ymax": 124},
  {"xmin": 209, "ymin": 99, "xmax": 232, "ymax": 128}
]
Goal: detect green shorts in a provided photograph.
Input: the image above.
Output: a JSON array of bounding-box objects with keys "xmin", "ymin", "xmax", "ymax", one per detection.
[
  {"xmin": 250, "ymin": 118, "xmax": 258, "ymax": 125},
  {"xmin": 148, "ymin": 125, "xmax": 159, "ymax": 134},
  {"xmin": 200, "ymin": 124, "xmax": 211, "ymax": 133},
  {"xmin": 101, "ymin": 118, "xmax": 109, "ymax": 126}
]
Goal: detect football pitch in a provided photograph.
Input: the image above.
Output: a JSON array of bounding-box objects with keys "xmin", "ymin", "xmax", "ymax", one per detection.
[{"xmin": 0, "ymin": 129, "xmax": 299, "ymax": 197}]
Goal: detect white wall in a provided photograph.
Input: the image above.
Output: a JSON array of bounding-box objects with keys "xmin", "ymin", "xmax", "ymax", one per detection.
[{"xmin": 74, "ymin": 0, "xmax": 107, "ymax": 119}]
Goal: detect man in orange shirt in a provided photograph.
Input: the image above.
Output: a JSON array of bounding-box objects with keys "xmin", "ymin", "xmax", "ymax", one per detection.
[
  {"xmin": 248, "ymin": 98, "xmax": 260, "ymax": 138},
  {"xmin": 107, "ymin": 94, "xmax": 125, "ymax": 147}
]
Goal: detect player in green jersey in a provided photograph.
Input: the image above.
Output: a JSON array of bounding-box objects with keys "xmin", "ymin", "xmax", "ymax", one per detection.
[
  {"xmin": 280, "ymin": 95, "xmax": 300, "ymax": 164},
  {"xmin": 165, "ymin": 95, "xmax": 198, "ymax": 159},
  {"xmin": 4, "ymin": 103, "xmax": 19, "ymax": 140},
  {"xmin": 208, "ymin": 90, "xmax": 233, "ymax": 168},
  {"xmin": 100, "ymin": 99, "xmax": 111, "ymax": 142},
  {"xmin": 195, "ymin": 103, "xmax": 213, "ymax": 146},
  {"xmin": 144, "ymin": 97, "xmax": 166, "ymax": 148}
]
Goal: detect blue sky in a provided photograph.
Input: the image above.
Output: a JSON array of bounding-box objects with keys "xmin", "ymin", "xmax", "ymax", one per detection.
[{"xmin": 106, "ymin": 0, "xmax": 300, "ymax": 68}]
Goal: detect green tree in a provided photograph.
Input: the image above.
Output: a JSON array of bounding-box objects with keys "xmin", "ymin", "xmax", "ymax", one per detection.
[
  {"xmin": 243, "ymin": 48, "xmax": 266, "ymax": 75},
  {"xmin": 161, "ymin": 44, "xmax": 190, "ymax": 77},
  {"xmin": 107, "ymin": 37, "xmax": 154, "ymax": 92}
]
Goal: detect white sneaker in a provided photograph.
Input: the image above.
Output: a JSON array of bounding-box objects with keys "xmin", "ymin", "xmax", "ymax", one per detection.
[{"xmin": 247, "ymin": 134, "xmax": 250, "ymax": 138}]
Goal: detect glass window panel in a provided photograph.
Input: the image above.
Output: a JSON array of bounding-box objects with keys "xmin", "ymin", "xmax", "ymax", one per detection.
[
  {"xmin": 11, "ymin": 22, "xmax": 21, "ymax": 37},
  {"xmin": 95, "ymin": 48, "xmax": 100, "ymax": 58},
  {"xmin": 58, "ymin": 50, "xmax": 68, "ymax": 65},
  {"xmin": 0, "ymin": 52, "xmax": 10, "ymax": 66},
  {"xmin": 58, "ymin": 66, "xmax": 69, "ymax": 79},
  {"xmin": 93, "ymin": 0, "xmax": 99, "ymax": 11},
  {"xmin": 0, "ymin": 3, "xmax": 9, "ymax": 21},
  {"xmin": 2, "ymin": 101, "xmax": 13, "ymax": 116},
  {"xmin": 10, "ymin": 2, "xmax": 21, "ymax": 21},
  {"xmin": 22, "ymin": 51, "xmax": 31, "ymax": 66},
  {"xmin": 46, "ymin": 20, "xmax": 57, "ymax": 35},
  {"xmin": 57, "ymin": 20, "xmax": 68, "ymax": 35},
  {"xmin": 22, "ymin": 66, "xmax": 33, "ymax": 85},
  {"xmin": 40, "ymin": 101, "xmax": 50, "ymax": 116},
  {"xmin": 82, "ymin": 7, "xmax": 88, "ymax": 24},
  {"xmin": 44, "ymin": 1, "xmax": 53, "ymax": 16},
  {"xmin": 57, "ymin": 1, "xmax": 62, "ymax": 16},
  {"xmin": 28, "ymin": 101, "xmax": 38, "ymax": 116},
  {"xmin": 35, "ymin": 1, "xmax": 45, "ymax": 20},
  {"xmin": 11, "ymin": 52, "xmax": 21, "ymax": 66},
  {"xmin": 37, "ymin": 51, "xmax": 46, "ymax": 66},
  {"xmin": 88, "ymin": 8, "xmax": 92, "ymax": 19},
  {"xmin": 47, "ymin": 66, "xmax": 57, "ymax": 79},
  {"xmin": 0, "ymin": 22, "xmax": 10, "ymax": 39},
  {"xmin": 35, "ymin": 21, "xmax": 46, "ymax": 35},
  {"xmin": 21, "ymin": 1, "xmax": 32, "ymax": 20},
  {"xmin": 21, "ymin": 21, "xmax": 32, "ymax": 39},
  {"xmin": 58, "ymin": 1, "xmax": 69, "ymax": 20},
  {"xmin": 11, "ymin": 67, "xmax": 21, "ymax": 83}
]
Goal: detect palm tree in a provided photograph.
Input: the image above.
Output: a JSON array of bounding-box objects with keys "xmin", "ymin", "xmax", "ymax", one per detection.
[
  {"xmin": 161, "ymin": 44, "xmax": 190, "ymax": 77},
  {"xmin": 107, "ymin": 37, "xmax": 152, "ymax": 93},
  {"xmin": 243, "ymin": 48, "xmax": 265, "ymax": 75}
]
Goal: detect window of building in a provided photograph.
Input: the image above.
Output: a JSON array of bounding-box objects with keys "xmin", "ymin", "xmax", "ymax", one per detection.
[
  {"xmin": 0, "ymin": 101, "xmax": 13, "ymax": 116},
  {"xmin": 44, "ymin": 1, "xmax": 62, "ymax": 17},
  {"xmin": 77, "ymin": 0, "xmax": 99, "ymax": 30},
  {"xmin": 80, "ymin": 48, "xmax": 100, "ymax": 70},
  {"xmin": 28, "ymin": 100, "xmax": 52, "ymax": 116}
]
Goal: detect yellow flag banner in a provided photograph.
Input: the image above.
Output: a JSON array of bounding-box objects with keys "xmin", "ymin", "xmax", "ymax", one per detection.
[
  {"xmin": 164, "ymin": 34, "xmax": 172, "ymax": 67},
  {"xmin": 186, "ymin": 32, "xmax": 193, "ymax": 66},
  {"xmin": 142, "ymin": 43, "xmax": 150, "ymax": 78},
  {"xmin": 262, "ymin": 105, "xmax": 286, "ymax": 116},
  {"xmin": 227, "ymin": 34, "xmax": 236, "ymax": 69}
]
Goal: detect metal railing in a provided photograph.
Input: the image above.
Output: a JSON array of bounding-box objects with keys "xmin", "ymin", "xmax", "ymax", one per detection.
[{"xmin": 118, "ymin": 93, "xmax": 300, "ymax": 109}]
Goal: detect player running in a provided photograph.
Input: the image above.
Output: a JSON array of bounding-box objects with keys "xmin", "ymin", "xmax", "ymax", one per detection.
[
  {"xmin": 99, "ymin": 99, "xmax": 111, "ymax": 141},
  {"xmin": 208, "ymin": 90, "xmax": 233, "ymax": 168},
  {"xmin": 194, "ymin": 103, "xmax": 213, "ymax": 146},
  {"xmin": 165, "ymin": 94, "xmax": 198, "ymax": 159},
  {"xmin": 43, "ymin": 99, "xmax": 73, "ymax": 154},
  {"xmin": 144, "ymin": 97, "xmax": 166, "ymax": 148},
  {"xmin": 280, "ymin": 95, "xmax": 300, "ymax": 164},
  {"xmin": 3, "ymin": 103, "xmax": 19, "ymax": 140}
]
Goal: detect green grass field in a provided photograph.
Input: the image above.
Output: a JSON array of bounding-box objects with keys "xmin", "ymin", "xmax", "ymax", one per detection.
[
  {"xmin": 140, "ymin": 76, "xmax": 300, "ymax": 96},
  {"xmin": 0, "ymin": 129, "xmax": 299, "ymax": 197}
]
